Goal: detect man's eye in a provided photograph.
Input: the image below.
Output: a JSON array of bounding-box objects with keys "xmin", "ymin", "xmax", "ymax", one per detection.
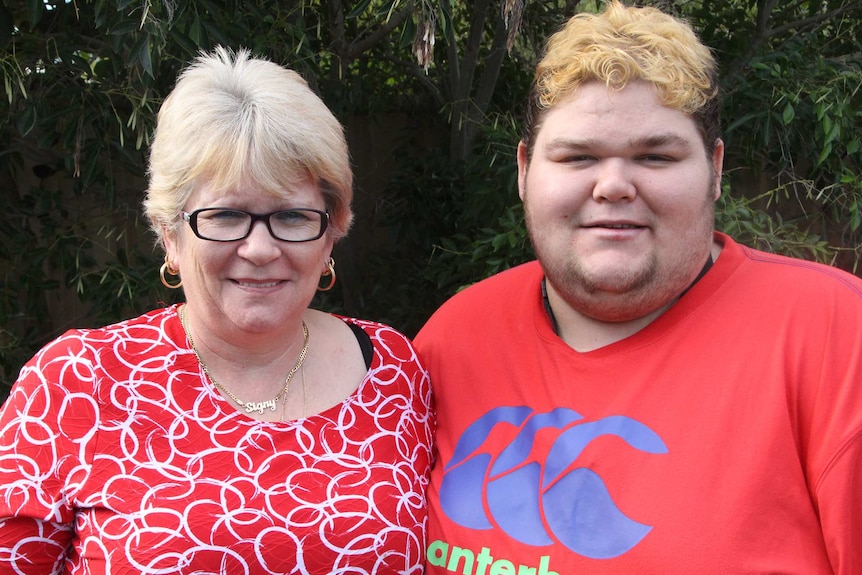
[{"xmin": 640, "ymin": 154, "xmax": 675, "ymax": 163}]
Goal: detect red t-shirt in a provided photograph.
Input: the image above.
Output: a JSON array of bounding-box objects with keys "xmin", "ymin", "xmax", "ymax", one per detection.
[{"xmin": 415, "ymin": 233, "xmax": 862, "ymax": 574}]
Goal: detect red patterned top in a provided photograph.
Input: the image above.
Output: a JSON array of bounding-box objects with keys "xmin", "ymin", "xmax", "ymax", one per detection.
[{"xmin": 0, "ymin": 306, "xmax": 433, "ymax": 574}]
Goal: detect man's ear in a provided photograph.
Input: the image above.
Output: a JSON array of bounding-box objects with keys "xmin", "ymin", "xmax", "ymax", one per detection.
[
  {"xmin": 517, "ymin": 141, "xmax": 530, "ymax": 202},
  {"xmin": 711, "ymin": 138, "xmax": 725, "ymax": 201}
]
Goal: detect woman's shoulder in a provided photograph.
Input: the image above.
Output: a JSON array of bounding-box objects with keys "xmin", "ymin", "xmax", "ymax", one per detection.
[
  {"xmin": 34, "ymin": 306, "xmax": 181, "ymax": 368},
  {"xmin": 340, "ymin": 316, "xmax": 407, "ymax": 337},
  {"xmin": 316, "ymin": 312, "xmax": 413, "ymax": 345},
  {"xmin": 13, "ymin": 307, "xmax": 180, "ymax": 400},
  {"xmin": 316, "ymin": 313, "xmax": 422, "ymax": 371},
  {"xmin": 61, "ymin": 306, "xmax": 177, "ymax": 339}
]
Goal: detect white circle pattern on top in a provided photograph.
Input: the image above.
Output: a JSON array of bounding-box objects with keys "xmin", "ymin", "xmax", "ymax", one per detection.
[{"xmin": 0, "ymin": 306, "xmax": 433, "ymax": 574}]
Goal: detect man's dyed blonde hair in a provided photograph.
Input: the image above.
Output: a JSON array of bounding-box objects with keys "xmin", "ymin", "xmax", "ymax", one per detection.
[{"xmin": 523, "ymin": 0, "xmax": 720, "ymax": 156}]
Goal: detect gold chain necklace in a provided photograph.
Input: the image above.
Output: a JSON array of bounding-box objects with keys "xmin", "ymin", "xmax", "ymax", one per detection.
[
  {"xmin": 179, "ymin": 305, "xmax": 310, "ymax": 415},
  {"xmin": 281, "ymin": 364, "xmax": 308, "ymax": 422}
]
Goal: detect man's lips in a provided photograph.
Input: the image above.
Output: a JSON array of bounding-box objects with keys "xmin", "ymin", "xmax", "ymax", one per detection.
[{"xmin": 582, "ymin": 222, "xmax": 645, "ymax": 229}]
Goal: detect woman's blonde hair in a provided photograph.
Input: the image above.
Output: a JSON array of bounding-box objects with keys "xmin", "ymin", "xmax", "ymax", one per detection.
[
  {"xmin": 143, "ymin": 46, "xmax": 353, "ymax": 248},
  {"xmin": 524, "ymin": 1, "xmax": 720, "ymax": 156}
]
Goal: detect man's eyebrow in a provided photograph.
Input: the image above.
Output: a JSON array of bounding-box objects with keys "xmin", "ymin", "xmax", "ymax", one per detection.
[
  {"xmin": 543, "ymin": 137, "xmax": 598, "ymax": 150},
  {"xmin": 543, "ymin": 133, "xmax": 695, "ymax": 151},
  {"xmin": 628, "ymin": 134, "xmax": 694, "ymax": 149}
]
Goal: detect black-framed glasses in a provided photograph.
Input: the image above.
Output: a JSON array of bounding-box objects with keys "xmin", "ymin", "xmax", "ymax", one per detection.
[{"xmin": 182, "ymin": 208, "xmax": 329, "ymax": 242}]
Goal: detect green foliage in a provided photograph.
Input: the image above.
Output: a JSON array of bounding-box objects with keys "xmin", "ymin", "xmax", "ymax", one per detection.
[
  {"xmin": 363, "ymin": 113, "xmax": 532, "ymax": 338},
  {"xmin": 716, "ymin": 181, "xmax": 836, "ymax": 263},
  {"xmin": 421, "ymin": 115, "xmax": 532, "ymax": 296},
  {"xmin": 695, "ymin": 0, "xmax": 862, "ymax": 270},
  {"xmin": 0, "ymin": 180, "xmax": 182, "ymax": 390},
  {"xmin": 362, "ymin": 141, "xmax": 468, "ymax": 335},
  {"xmin": 723, "ymin": 44, "xmax": 862, "ymax": 249}
]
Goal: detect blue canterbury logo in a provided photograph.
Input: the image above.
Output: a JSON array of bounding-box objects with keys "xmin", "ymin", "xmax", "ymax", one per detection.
[{"xmin": 439, "ymin": 406, "xmax": 668, "ymax": 559}]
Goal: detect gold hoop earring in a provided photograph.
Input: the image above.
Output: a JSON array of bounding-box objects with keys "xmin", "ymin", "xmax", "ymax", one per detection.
[
  {"xmin": 160, "ymin": 259, "xmax": 182, "ymax": 289},
  {"xmin": 317, "ymin": 257, "xmax": 336, "ymax": 292}
]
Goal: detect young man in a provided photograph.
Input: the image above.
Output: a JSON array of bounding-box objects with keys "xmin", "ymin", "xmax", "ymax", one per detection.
[{"xmin": 415, "ymin": 2, "xmax": 861, "ymax": 573}]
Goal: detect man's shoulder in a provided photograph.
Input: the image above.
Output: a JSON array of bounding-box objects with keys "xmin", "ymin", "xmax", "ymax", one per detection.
[
  {"xmin": 416, "ymin": 261, "xmax": 542, "ymax": 341},
  {"xmin": 729, "ymin": 237, "xmax": 862, "ymax": 300},
  {"xmin": 456, "ymin": 260, "xmax": 541, "ymax": 294},
  {"xmin": 434, "ymin": 260, "xmax": 541, "ymax": 310}
]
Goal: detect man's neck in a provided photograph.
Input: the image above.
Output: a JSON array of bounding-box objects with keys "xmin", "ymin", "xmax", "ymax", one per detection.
[
  {"xmin": 543, "ymin": 242, "xmax": 721, "ymax": 352},
  {"xmin": 546, "ymin": 287, "xmax": 671, "ymax": 352}
]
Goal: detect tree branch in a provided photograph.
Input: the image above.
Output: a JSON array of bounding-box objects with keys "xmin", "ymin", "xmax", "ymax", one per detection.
[
  {"xmin": 459, "ymin": 10, "xmax": 509, "ymax": 157},
  {"xmin": 724, "ymin": 0, "xmax": 859, "ymax": 87},
  {"xmin": 346, "ymin": 3, "xmax": 415, "ymax": 61},
  {"xmin": 767, "ymin": 4, "xmax": 858, "ymax": 38},
  {"xmin": 440, "ymin": 0, "xmax": 460, "ymax": 94}
]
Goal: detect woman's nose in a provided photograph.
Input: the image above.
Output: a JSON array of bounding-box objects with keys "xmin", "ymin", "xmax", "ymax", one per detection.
[{"xmin": 237, "ymin": 220, "xmax": 282, "ymax": 263}]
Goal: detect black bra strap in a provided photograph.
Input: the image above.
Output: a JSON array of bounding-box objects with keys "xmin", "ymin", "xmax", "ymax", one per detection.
[{"xmin": 347, "ymin": 322, "xmax": 374, "ymax": 369}]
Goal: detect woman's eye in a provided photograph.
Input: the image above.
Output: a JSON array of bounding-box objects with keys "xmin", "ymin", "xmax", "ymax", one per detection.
[
  {"xmin": 274, "ymin": 211, "xmax": 309, "ymax": 224},
  {"xmin": 208, "ymin": 210, "xmax": 246, "ymax": 221}
]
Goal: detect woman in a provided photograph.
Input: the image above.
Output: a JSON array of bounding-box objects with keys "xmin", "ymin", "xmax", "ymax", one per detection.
[{"xmin": 0, "ymin": 47, "xmax": 433, "ymax": 574}]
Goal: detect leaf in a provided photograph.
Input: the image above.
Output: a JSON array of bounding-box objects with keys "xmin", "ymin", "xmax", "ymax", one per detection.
[
  {"xmin": 111, "ymin": 19, "xmax": 139, "ymax": 36},
  {"xmin": 189, "ymin": 17, "xmax": 206, "ymax": 46},
  {"xmin": 27, "ymin": 0, "xmax": 42, "ymax": 29},
  {"xmin": 203, "ymin": 20, "xmax": 230, "ymax": 48},
  {"xmin": 825, "ymin": 118, "xmax": 840, "ymax": 143},
  {"xmin": 724, "ymin": 111, "xmax": 760, "ymax": 135},
  {"xmin": 781, "ymin": 102, "xmax": 795, "ymax": 125},
  {"xmin": 816, "ymin": 142, "xmax": 833, "ymax": 166},
  {"xmin": 80, "ymin": 147, "xmax": 101, "ymax": 187},
  {"xmin": 129, "ymin": 35, "xmax": 154, "ymax": 78},
  {"xmin": 814, "ymin": 101, "xmax": 826, "ymax": 121},
  {"xmin": 171, "ymin": 30, "xmax": 200, "ymax": 56},
  {"xmin": 347, "ymin": 0, "xmax": 374, "ymax": 19},
  {"xmin": 17, "ymin": 105, "xmax": 36, "ymax": 137},
  {"xmin": 94, "ymin": 0, "xmax": 107, "ymax": 27},
  {"xmin": 822, "ymin": 114, "xmax": 833, "ymax": 138},
  {"xmin": 140, "ymin": 38, "xmax": 154, "ymax": 78},
  {"xmin": 0, "ymin": 5, "xmax": 13, "ymax": 48}
]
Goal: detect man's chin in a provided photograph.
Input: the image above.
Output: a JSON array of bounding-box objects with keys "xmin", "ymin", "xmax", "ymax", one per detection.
[
  {"xmin": 566, "ymin": 265, "xmax": 653, "ymax": 295},
  {"xmin": 578, "ymin": 298, "xmax": 671, "ymax": 323}
]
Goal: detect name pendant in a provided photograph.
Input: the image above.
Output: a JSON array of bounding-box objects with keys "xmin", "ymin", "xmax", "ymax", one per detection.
[{"xmin": 245, "ymin": 399, "xmax": 277, "ymax": 414}]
